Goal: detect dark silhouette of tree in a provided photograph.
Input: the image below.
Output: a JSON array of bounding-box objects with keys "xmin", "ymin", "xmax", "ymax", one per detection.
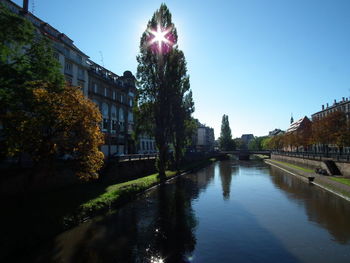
[{"xmin": 136, "ymin": 4, "xmax": 193, "ymax": 180}]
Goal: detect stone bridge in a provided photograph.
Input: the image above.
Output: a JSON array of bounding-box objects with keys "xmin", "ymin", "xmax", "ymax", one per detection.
[{"xmin": 220, "ymin": 150, "xmax": 271, "ymax": 160}]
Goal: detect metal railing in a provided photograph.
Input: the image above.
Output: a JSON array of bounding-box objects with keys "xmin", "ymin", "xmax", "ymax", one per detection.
[
  {"xmin": 111, "ymin": 153, "xmax": 158, "ymax": 162},
  {"xmin": 273, "ymin": 151, "xmax": 350, "ymax": 163}
]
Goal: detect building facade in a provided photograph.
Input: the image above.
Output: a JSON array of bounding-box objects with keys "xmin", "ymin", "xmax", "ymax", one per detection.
[
  {"xmin": 2, "ymin": 0, "xmax": 136, "ymax": 156},
  {"xmin": 87, "ymin": 61, "xmax": 136, "ymax": 156},
  {"xmin": 2, "ymin": 0, "xmax": 90, "ymax": 96},
  {"xmin": 311, "ymin": 97, "xmax": 350, "ymax": 121}
]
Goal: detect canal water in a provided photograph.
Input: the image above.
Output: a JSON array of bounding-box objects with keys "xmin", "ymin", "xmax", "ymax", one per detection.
[{"xmin": 31, "ymin": 160, "xmax": 350, "ymax": 262}]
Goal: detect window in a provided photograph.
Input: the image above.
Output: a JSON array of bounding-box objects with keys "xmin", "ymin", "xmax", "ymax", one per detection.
[
  {"xmin": 93, "ymin": 83, "xmax": 98, "ymax": 93},
  {"xmin": 128, "ymin": 111, "xmax": 133, "ymax": 122},
  {"xmin": 113, "ymin": 91, "xmax": 116, "ymax": 100},
  {"xmin": 102, "ymin": 103, "xmax": 109, "ymax": 117},
  {"xmin": 112, "ymin": 120, "xmax": 118, "ymax": 131},
  {"xmin": 119, "ymin": 108, "xmax": 124, "ymax": 121},
  {"xmin": 111, "ymin": 106, "xmax": 117, "ymax": 133},
  {"xmin": 64, "ymin": 47, "xmax": 70, "ymax": 57},
  {"xmin": 103, "ymin": 118, "xmax": 109, "ymax": 130},
  {"xmin": 104, "ymin": 87, "xmax": 107, "ymax": 97},
  {"xmin": 76, "ymin": 54, "xmax": 82, "ymax": 63},
  {"xmin": 64, "ymin": 60, "xmax": 72, "ymax": 74},
  {"xmin": 78, "ymin": 67, "xmax": 85, "ymax": 80}
]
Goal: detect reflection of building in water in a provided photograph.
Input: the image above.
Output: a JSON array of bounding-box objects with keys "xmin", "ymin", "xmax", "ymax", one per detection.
[
  {"xmin": 194, "ymin": 164, "xmax": 215, "ymax": 193},
  {"xmin": 269, "ymin": 166, "xmax": 350, "ymax": 244}
]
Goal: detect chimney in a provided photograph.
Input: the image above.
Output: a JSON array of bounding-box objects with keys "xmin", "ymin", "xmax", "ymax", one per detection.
[
  {"xmin": 327, "ymin": 103, "xmax": 329, "ymax": 108},
  {"xmin": 343, "ymin": 97, "xmax": 345, "ymax": 102},
  {"xmin": 322, "ymin": 105, "xmax": 324, "ymax": 110},
  {"xmin": 23, "ymin": 0, "xmax": 29, "ymax": 14}
]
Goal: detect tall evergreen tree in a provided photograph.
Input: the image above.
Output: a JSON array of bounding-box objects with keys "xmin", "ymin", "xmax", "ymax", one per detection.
[
  {"xmin": 136, "ymin": 4, "xmax": 193, "ymax": 180},
  {"xmin": 219, "ymin": 114, "xmax": 235, "ymax": 151}
]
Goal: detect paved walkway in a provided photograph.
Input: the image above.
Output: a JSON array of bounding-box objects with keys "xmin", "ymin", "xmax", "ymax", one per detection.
[{"xmin": 265, "ymin": 159, "xmax": 350, "ymax": 202}]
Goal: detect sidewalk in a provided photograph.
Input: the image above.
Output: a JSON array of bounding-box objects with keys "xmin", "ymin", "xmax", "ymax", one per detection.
[{"xmin": 265, "ymin": 159, "xmax": 350, "ymax": 201}]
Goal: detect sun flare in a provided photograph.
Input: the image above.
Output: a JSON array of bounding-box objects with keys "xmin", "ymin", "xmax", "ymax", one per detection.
[{"xmin": 147, "ymin": 24, "xmax": 173, "ymax": 53}]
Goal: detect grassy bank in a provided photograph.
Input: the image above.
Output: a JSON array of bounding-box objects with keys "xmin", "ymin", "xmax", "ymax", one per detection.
[
  {"xmin": 80, "ymin": 171, "xmax": 176, "ymax": 214},
  {"xmin": 79, "ymin": 157, "xmax": 218, "ymax": 216},
  {"xmin": 330, "ymin": 177, "xmax": 350, "ymax": 187},
  {"xmin": 269, "ymin": 159, "xmax": 314, "ymax": 173}
]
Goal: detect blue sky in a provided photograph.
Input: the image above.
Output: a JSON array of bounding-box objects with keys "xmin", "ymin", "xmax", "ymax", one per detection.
[{"xmin": 13, "ymin": 0, "xmax": 350, "ymax": 138}]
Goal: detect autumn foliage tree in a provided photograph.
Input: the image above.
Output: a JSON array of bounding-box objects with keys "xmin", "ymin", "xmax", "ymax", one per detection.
[
  {"xmin": 0, "ymin": 6, "xmax": 104, "ymax": 179},
  {"xmin": 311, "ymin": 111, "xmax": 350, "ymax": 153}
]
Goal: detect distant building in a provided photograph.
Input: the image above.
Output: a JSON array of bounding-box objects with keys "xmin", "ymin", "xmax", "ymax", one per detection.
[
  {"xmin": 137, "ymin": 134, "xmax": 156, "ymax": 154},
  {"xmin": 286, "ymin": 116, "xmax": 311, "ymax": 133},
  {"xmin": 268, "ymin": 128, "xmax": 284, "ymax": 137},
  {"xmin": 241, "ymin": 134, "xmax": 254, "ymax": 145},
  {"xmin": 195, "ymin": 123, "xmax": 215, "ymax": 152},
  {"xmin": 311, "ymin": 97, "xmax": 350, "ymax": 121}
]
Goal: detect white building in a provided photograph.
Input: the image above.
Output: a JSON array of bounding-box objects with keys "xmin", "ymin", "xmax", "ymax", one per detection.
[{"xmin": 196, "ymin": 123, "xmax": 215, "ymax": 152}]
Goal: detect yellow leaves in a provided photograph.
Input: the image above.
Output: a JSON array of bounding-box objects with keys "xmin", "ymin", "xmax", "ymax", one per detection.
[{"xmin": 5, "ymin": 82, "xmax": 105, "ymax": 180}]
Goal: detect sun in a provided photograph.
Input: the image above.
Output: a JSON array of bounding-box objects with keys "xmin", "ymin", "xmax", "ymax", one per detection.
[{"xmin": 147, "ymin": 24, "xmax": 174, "ymax": 53}]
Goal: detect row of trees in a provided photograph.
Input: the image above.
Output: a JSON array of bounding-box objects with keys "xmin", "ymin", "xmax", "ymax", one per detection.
[
  {"xmin": 135, "ymin": 4, "xmax": 195, "ymax": 180},
  {"xmin": 0, "ymin": 6, "xmax": 104, "ymax": 179},
  {"xmin": 247, "ymin": 111, "xmax": 350, "ymax": 153}
]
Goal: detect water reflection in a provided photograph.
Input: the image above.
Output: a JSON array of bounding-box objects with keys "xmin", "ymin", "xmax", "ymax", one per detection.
[
  {"xmin": 23, "ymin": 161, "xmax": 350, "ymax": 262},
  {"xmin": 269, "ymin": 166, "xmax": 350, "ymax": 244},
  {"xmin": 146, "ymin": 178, "xmax": 197, "ymax": 262},
  {"xmin": 218, "ymin": 162, "xmax": 235, "ymax": 200},
  {"xmin": 32, "ymin": 169, "xmax": 216, "ymax": 263}
]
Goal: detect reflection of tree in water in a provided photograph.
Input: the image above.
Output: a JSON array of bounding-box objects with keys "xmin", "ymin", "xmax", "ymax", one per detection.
[
  {"xmin": 270, "ymin": 167, "xmax": 350, "ymax": 244},
  {"xmin": 147, "ymin": 177, "xmax": 198, "ymax": 263},
  {"xmin": 219, "ymin": 161, "xmax": 233, "ymax": 200}
]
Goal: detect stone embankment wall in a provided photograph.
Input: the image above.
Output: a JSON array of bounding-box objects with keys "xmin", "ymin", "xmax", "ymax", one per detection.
[
  {"xmin": 271, "ymin": 154, "xmax": 350, "ymax": 177},
  {"xmin": 0, "ymin": 159, "xmax": 157, "ymax": 196},
  {"xmin": 102, "ymin": 159, "xmax": 156, "ymax": 184}
]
